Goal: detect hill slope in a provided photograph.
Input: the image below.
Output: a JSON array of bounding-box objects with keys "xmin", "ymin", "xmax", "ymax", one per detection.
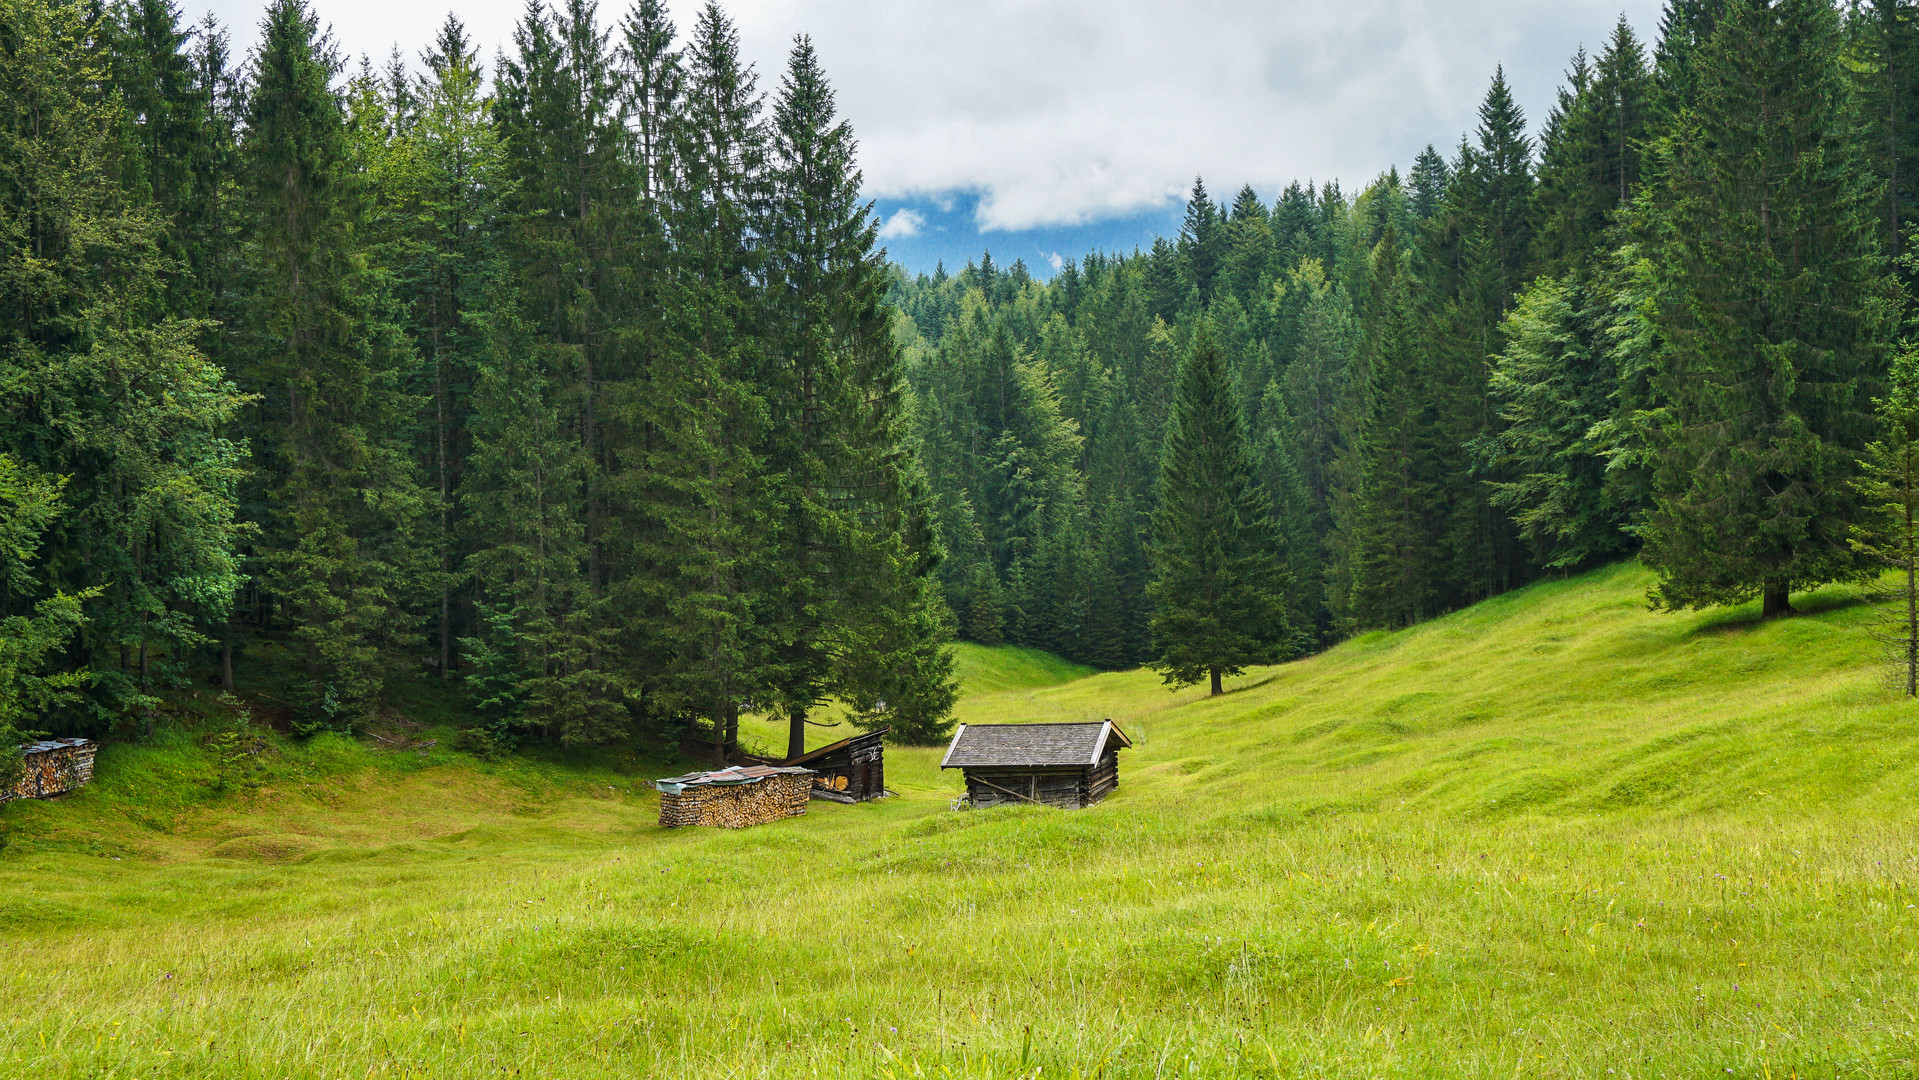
[{"xmin": 3, "ymin": 563, "xmax": 1917, "ymax": 1078}]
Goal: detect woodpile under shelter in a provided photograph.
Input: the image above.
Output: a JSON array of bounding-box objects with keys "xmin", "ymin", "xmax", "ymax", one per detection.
[
  {"xmin": 654, "ymin": 764, "xmax": 814, "ymax": 828},
  {"xmin": 783, "ymin": 728, "xmax": 888, "ymax": 803},
  {"xmin": 940, "ymin": 721, "xmax": 1130, "ymax": 810},
  {"xmin": 1, "ymin": 738, "xmax": 98, "ymax": 803}
]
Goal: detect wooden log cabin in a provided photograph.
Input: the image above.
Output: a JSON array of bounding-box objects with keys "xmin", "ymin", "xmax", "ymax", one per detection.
[
  {"xmin": 1, "ymin": 738, "xmax": 98, "ymax": 803},
  {"xmin": 782, "ymin": 727, "xmax": 888, "ymax": 803},
  {"xmin": 939, "ymin": 720, "xmax": 1131, "ymax": 809}
]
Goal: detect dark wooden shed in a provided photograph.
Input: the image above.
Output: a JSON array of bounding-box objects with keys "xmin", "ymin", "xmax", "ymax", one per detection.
[
  {"xmin": 939, "ymin": 720, "xmax": 1130, "ymax": 809},
  {"xmin": 783, "ymin": 727, "xmax": 888, "ymax": 803}
]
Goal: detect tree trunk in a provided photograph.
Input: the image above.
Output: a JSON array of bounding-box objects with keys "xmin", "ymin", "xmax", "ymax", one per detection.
[
  {"xmin": 1209, "ymin": 667, "xmax": 1223, "ymax": 696},
  {"xmin": 787, "ymin": 703, "xmax": 807, "ymax": 762},
  {"xmin": 435, "ymin": 330, "xmax": 451, "ymax": 683},
  {"xmin": 221, "ymin": 636, "xmax": 234, "ymax": 692},
  {"xmin": 1761, "ymin": 586, "xmax": 1795, "ymax": 618},
  {"xmin": 1906, "ymin": 470, "xmax": 1917, "ymax": 698}
]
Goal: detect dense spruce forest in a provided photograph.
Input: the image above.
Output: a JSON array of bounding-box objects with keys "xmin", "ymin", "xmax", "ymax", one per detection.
[
  {"xmin": 0, "ymin": 0, "xmax": 955, "ymax": 760},
  {"xmin": 2, "ymin": 0, "xmax": 1917, "ymax": 763},
  {"xmin": 896, "ymin": 0, "xmax": 1919, "ymax": 675}
]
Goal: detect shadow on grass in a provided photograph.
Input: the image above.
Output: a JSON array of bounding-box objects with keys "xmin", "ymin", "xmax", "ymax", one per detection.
[
  {"xmin": 1227, "ymin": 674, "xmax": 1283, "ymax": 694},
  {"xmin": 1688, "ymin": 587, "xmax": 1878, "ymax": 637}
]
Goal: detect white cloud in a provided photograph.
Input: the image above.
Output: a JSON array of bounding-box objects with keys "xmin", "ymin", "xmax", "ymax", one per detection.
[
  {"xmin": 186, "ymin": 0, "xmax": 1665, "ymax": 232},
  {"xmin": 876, "ymin": 208, "xmax": 926, "ymax": 240},
  {"xmin": 1043, "ymin": 251, "xmax": 1064, "ymax": 273}
]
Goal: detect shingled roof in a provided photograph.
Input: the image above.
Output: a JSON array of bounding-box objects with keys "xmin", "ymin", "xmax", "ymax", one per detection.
[{"xmin": 938, "ymin": 721, "xmax": 1131, "ymax": 769}]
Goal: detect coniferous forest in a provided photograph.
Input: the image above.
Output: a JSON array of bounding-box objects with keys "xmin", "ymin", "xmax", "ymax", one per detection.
[
  {"xmin": 2, "ymin": 0, "xmax": 1916, "ymax": 759},
  {"xmin": 898, "ymin": 0, "xmax": 1918, "ymax": 677},
  {"xmin": 0, "ymin": 0, "xmax": 955, "ymax": 758}
]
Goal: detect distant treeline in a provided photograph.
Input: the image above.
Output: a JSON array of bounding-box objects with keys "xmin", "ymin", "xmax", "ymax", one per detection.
[
  {"xmin": 894, "ymin": 0, "xmax": 1917, "ymax": 670},
  {"xmin": 0, "ymin": 0, "xmax": 955, "ymax": 753}
]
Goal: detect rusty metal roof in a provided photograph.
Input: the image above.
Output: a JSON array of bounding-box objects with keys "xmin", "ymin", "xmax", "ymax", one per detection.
[
  {"xmin": 18, "ymin": 738, "xmax": 92, "ymax": 756},
  {"xmin": 653, "ymin": 764, "xmax": 814, "ymax": 794},
  {"xmin": 939, "ymin": 721, "xmax": 1131, "ymax": 769}
]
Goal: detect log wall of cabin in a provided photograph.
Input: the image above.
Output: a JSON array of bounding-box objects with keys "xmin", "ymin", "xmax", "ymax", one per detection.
[
  {"xmin": 960, "ymin": 750, "xmax": 1122, "ymax": 810},
  {"xmin": 962, "ymin": 766, "xmax": 1091, "ymax": 809},
  {"xmin": 1086, "ymin": 749, "xmax": 1120, "ymax": 804}
]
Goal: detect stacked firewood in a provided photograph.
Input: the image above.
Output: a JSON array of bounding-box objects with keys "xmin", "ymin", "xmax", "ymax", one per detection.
[
  {"xmin": 657, "ymin": 772, "xmax": 813, "ymax": 829},
  {"xmin": 2, "ymin": 739, "xmax": 98, "ymax": 802}
]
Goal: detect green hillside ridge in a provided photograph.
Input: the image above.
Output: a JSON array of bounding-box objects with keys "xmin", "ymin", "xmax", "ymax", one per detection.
[
  {"xmin": 4, "ymin": 562, "xmax": 1918, "ymax": 1077},
  {"xmin": 949, "ymin": 642, "xmax": 1098, "ymax": 697}
]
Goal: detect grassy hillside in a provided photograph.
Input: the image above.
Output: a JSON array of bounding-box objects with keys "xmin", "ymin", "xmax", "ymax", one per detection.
[
  {"xmin": 949, "ymin": 642, "xmax": 1098, "ymax": 696},
  {"xmin": 4, "ymin": 563, "xmax": 1919, "ymax": 1078}
]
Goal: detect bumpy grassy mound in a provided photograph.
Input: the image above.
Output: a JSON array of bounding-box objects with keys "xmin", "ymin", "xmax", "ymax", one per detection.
[{"xmin": 3, "ymin": 563, "xmax": 1916, "ymax": 1078}]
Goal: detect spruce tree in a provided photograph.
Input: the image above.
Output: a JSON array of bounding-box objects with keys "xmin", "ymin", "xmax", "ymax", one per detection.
[
  {"xmin": 375, "ymin": 15, "xmax": 504, "ymax": 683},
  {"xmin": 1083, "ymin": 383, "xmax": 1151, "ymax": 670},
  {"xmin": 1275, "ymin": 258, "xmax": 1362, "ymax": 577},
  {"xmin": 1343, "ymin": 222, "xmax": 1439, "ymax": 629},
  {"xmin": 1532, "ymin": 22, "xmax": 1651, "ymax": 276},
  {"xmin": 1651, "ymin": 0, "xmax": 1731, "ymax": 129},
  {"xmin": 0, "ymin": 455, "xmax": 97, "ymax": 773},
  {"xmin": 1179, "ymin": 177, "xmax": 1223, "ymax": 304},
  {"xmin": 239, "ymin": 0, "xmax": 428, "ymax": 729},
  {"xmin": 1408, "ymin": 145, "xmax": 1450, "ymax": 220},
  {"xmin": 1464, "ymin": 67, "xmax": 1535, "ymax": 313},
  {"xmin": 1482, "ymin": 274, "xmax": 1631, "ymax": 569},
  {"xmin": 1148, "ymin": 325, "xmax": 1289, "ymax": 694},
  {"xmin": 107, "ymin": 0, "xmax": 222, "ymax": 316},
  {"xmin": 1852, "ymin": 0, "xmax": 1919, "ymax": 280},
  {"xmin": 761, "ymin": 35, "xmax": 953, "ymax": 755},
  {"xmin": 488, "ymin": 0, "xmax": 631, "ymax": 744},
  {"xmin": 630, "ymin": 1, "xmax": 775, "ymax": 751},
  {"xmin": 1221, "ymin": 184, "xmax": 1273, "ymax": 303},
  {"xmin": 1854, "ymin": 346, "xmax": 1919, "ymax": 696},
  {"xmin": 1638, "ymin": 0, "xmax": 1895, "ymax": 617},
  {"xmin": 1417, "ymin": 71, "xmax": 1536, "ymax": 607},
  {"xmin": 0, "ymin": 0, "xmax": 248, "ymax": 720}
]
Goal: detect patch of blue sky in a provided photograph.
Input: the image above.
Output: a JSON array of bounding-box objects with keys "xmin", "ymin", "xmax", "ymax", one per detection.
[{"xmin": 870, "ymin": 192, "xmax": 1184, "ymax": 280}]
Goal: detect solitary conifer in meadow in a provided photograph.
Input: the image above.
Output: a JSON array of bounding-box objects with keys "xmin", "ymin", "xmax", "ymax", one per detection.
[{"xmin": 1149, "ymin": 326, "xmax": 1289, "ymax": 695}]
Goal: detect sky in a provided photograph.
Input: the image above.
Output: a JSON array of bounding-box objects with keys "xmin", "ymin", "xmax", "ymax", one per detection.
[{"xmin": 182, "ymin": 0, "xmax": 1669, "ymax": 276}]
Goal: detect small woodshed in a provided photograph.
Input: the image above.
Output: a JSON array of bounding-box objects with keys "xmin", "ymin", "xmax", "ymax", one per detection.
[
  {"xmin": 1, "ymin": 738, "xmax": 98, "ymax": 803},
  {"xmin": 939, "ymin": 720, "xmax": 1130, "ymax": 809},
  {"xmin": 783, "ymin": 727, "xmax": 888, "ymax": 803},
  {"xmin": 654, "ymin": 764, "xmax": 815, "ymax": 829}
]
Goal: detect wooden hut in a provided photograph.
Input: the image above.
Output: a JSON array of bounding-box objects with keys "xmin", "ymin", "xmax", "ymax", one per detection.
[
  {"xmin": 1, "ymin": 738, "xmax": 98, "ymax": 803},
  {"xmin": 653, "ymin": 764, "xmax": 815, "ymax": 828},
  {"xmin": 939, "ymin": 721, "xmax": 1130, "ymax": 809},
  {"xmin": 783, "ymin": 728, "xmax": 888, "ymax": 803}
]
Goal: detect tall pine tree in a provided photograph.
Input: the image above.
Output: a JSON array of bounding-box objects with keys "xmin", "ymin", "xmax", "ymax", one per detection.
[
  {"xmin": 1149, "ymin": 325, "xmax": 1289, "ymax": 695},
  {"xmin": 1638, "ymin": 0, "xmax": 1895, "ymax": 616}
]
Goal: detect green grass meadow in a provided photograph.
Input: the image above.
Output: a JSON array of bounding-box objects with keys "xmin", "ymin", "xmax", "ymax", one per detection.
[{"xmin": 5, "ymin": 562, "xmax": 1919, "ymax": 1077}]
